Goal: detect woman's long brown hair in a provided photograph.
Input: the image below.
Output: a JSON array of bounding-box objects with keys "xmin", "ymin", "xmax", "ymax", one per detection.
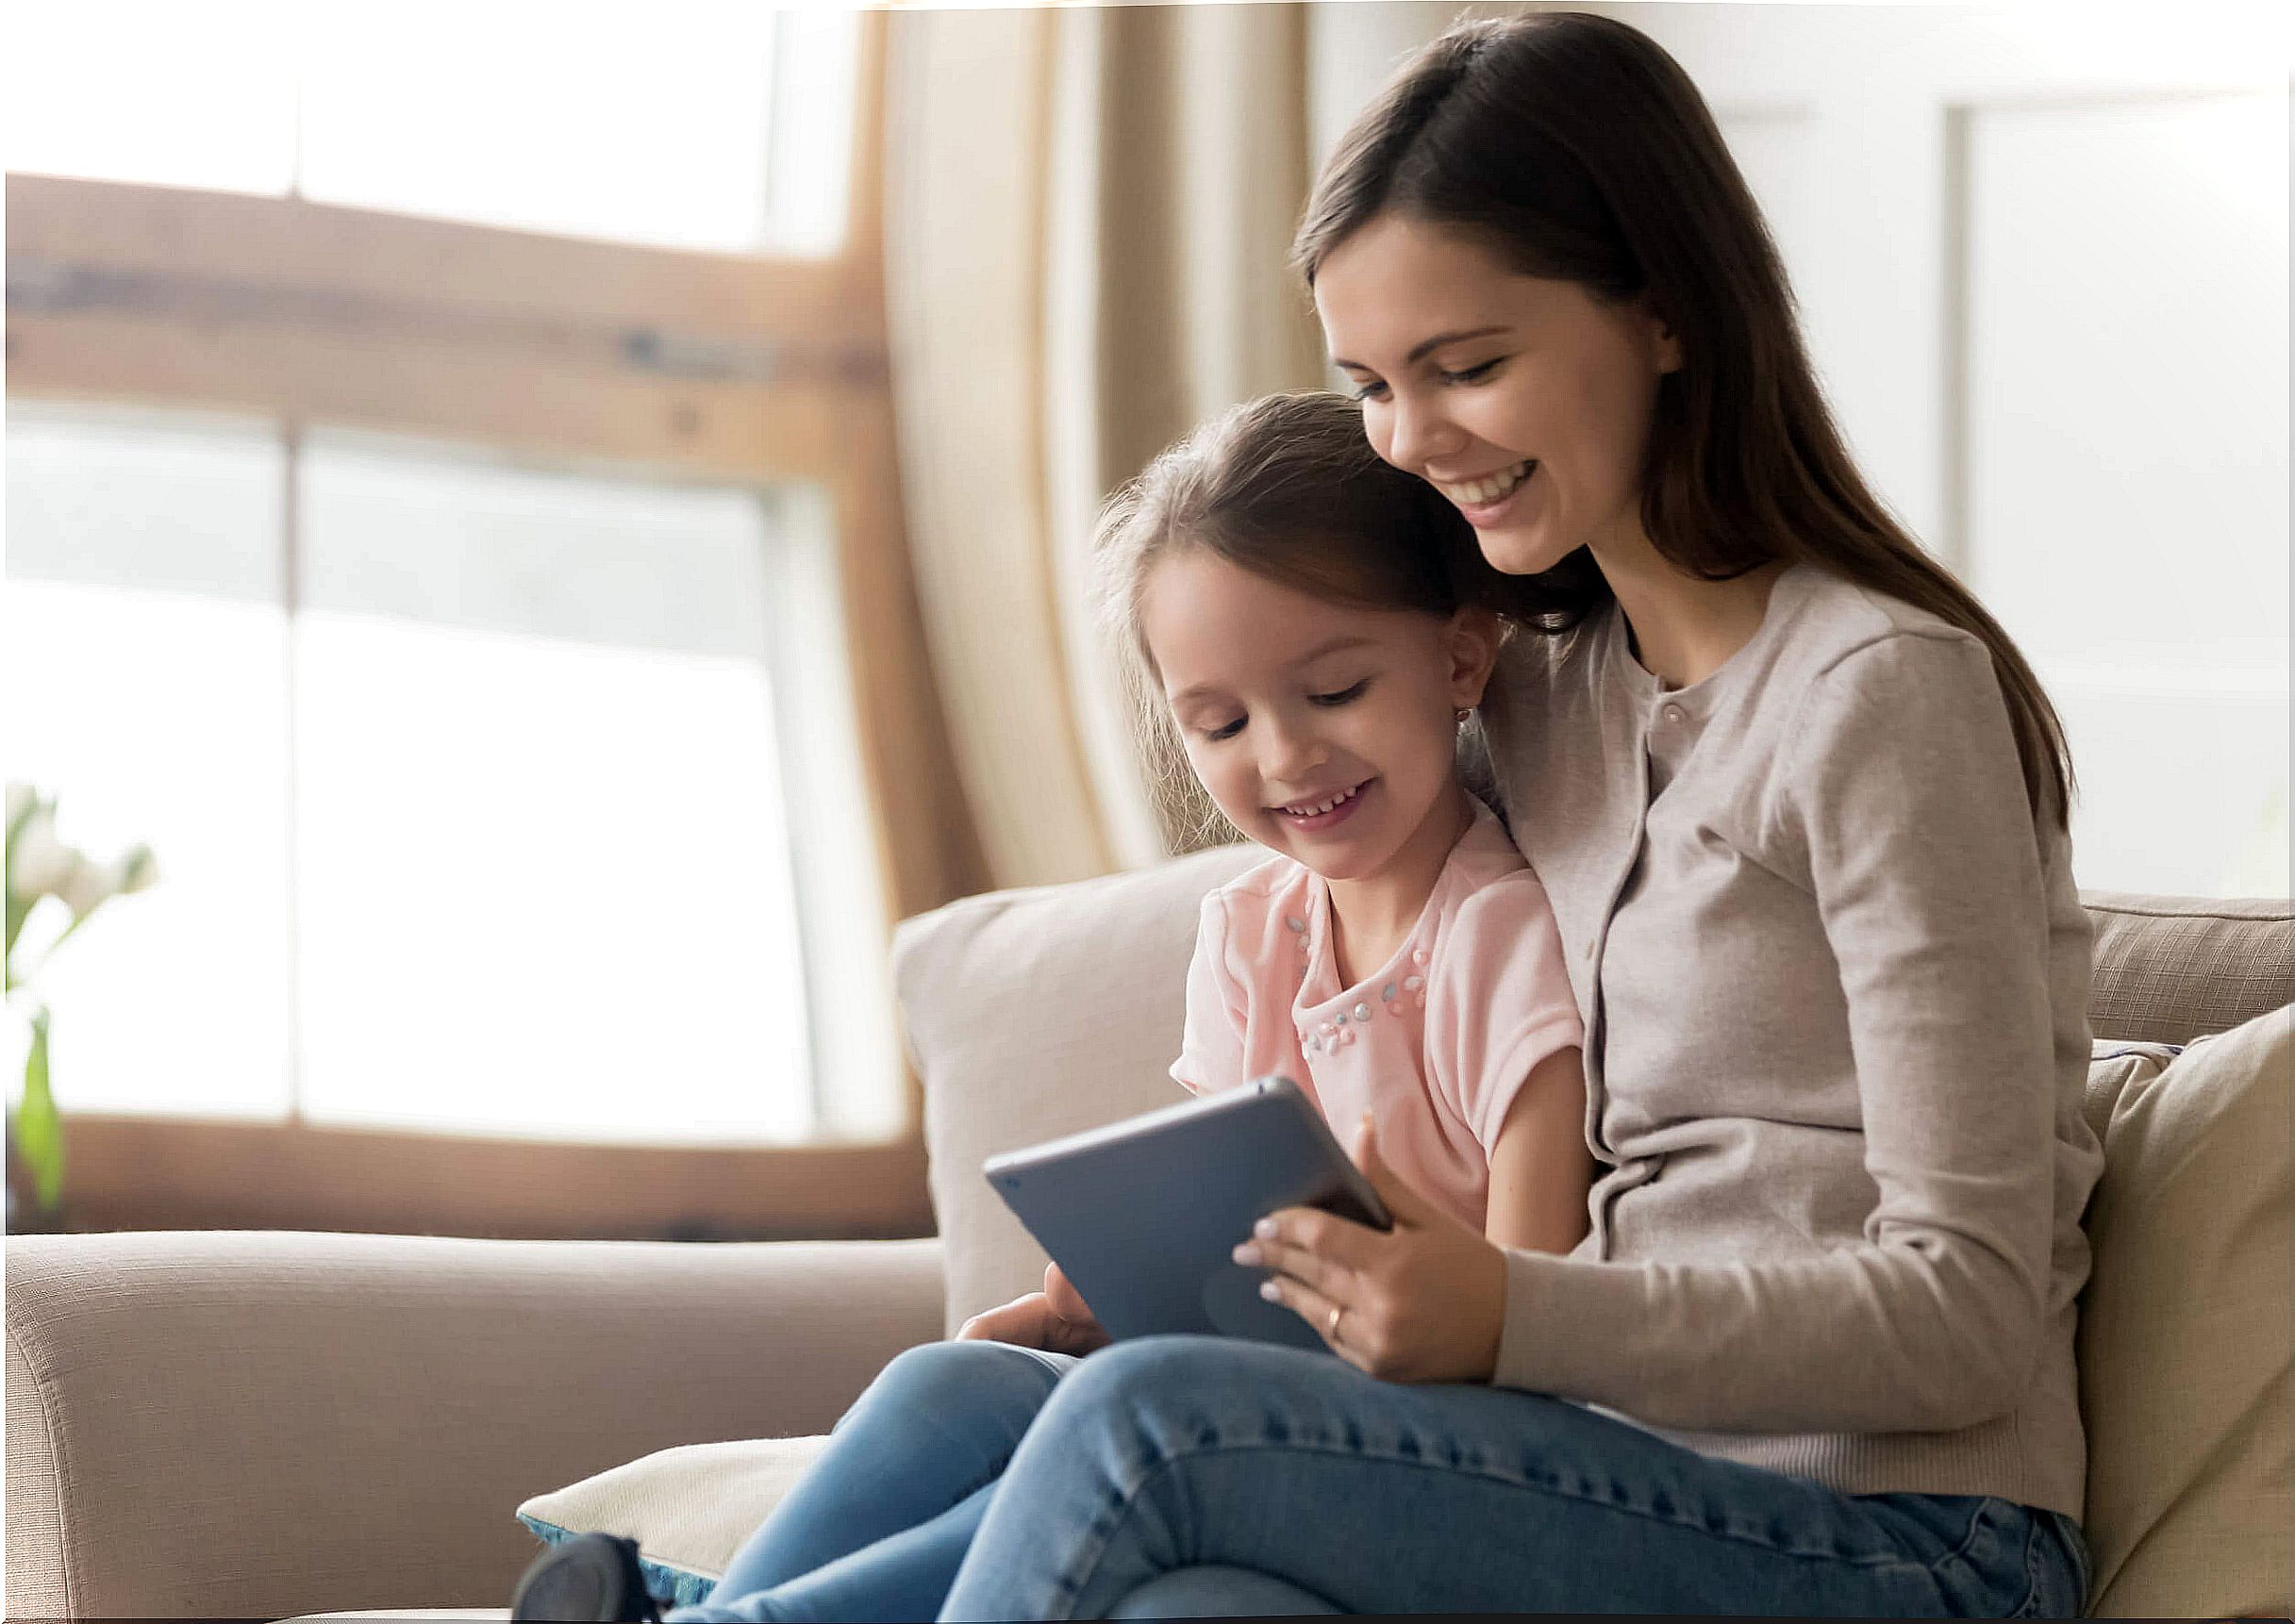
[{"xmin": 1293, "ymin": 11, "xmax": 2073, "ymax": 823}]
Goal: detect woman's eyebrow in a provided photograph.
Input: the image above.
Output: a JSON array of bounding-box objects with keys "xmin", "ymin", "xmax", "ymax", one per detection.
[{"xmin": 1332, "ymin": 325, "xmax": 1512, "ymax": 373}]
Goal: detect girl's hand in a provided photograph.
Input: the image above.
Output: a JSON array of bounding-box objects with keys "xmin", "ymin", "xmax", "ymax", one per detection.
[
  {"xmin": 956, "ymin": 1261, "xmax": 1111, "ymax": 1355},
  {"xmin": 1235, "ymin": 1113, "xmax": 1508, "ymax": 1383}
]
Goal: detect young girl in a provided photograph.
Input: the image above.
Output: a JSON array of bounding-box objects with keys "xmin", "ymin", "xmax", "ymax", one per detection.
[
  {"xmin": 1119, "ymin": 389, "xmax": 1593, "ymax": 1270},
  {"xmin": 508, "ymin": 391, "xmax": 1591, "ymax": 1622}
]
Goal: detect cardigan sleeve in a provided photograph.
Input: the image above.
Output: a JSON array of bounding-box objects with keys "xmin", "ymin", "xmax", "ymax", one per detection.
[{"xmin": 1490, "ymin": 630, "xmax": 2063, "ymax": 1433}]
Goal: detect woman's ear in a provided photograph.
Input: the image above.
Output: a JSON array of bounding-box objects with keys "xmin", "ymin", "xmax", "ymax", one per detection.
[
  {"xmin": 1444, "ymin": 605, "xmax": 1505, "ymax": 709},
  {"xmin": 1648, "ymin": 306, "xmax": 1684, "ymax": 375}
]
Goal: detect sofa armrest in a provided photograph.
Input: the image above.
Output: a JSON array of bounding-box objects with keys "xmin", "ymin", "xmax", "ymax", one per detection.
[{"xmin": 5, "ymin": 1229, "xmax": 944, "ymax": 1623}]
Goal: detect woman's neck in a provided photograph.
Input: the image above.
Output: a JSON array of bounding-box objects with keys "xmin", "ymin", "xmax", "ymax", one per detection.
[
  {"xmin": 1323, "ymin": 781, "xmax": 1474, "ymax": 987},
  {"xmin": 1592, "ymin": 532, "xmax": 1790, "ymax": 688}
]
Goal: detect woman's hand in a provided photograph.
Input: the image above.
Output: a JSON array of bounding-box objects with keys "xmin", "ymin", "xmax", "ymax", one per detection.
[
  {"xmin": 955, "ymin": 1261, "xmax": 1111, "ymax": 1355},
  {"xmin": 1235, "ymin": 1113, "xmax": 1508, "ymax": 1383}
]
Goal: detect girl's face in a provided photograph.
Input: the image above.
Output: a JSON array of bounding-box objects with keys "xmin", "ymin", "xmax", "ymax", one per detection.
[
  {"xmin": 1312, "ymin": 211, "xmax": 1682, "ymax": 577},
  {"xmin": 1140, "ymin": 547, "xmax": 1496, "ymax": 883}
]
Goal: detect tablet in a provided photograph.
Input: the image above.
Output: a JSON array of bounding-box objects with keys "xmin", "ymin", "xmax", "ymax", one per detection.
[{"xmin": 982, "ymin": 1075, "xmax": 1392, "ymax": 1353}]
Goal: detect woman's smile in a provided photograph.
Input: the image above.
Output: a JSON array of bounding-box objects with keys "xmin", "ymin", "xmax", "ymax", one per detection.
[
  {"xmin": 1314, "ymin": 213, "xmax": 1681, "ymax": 577},
  {"xmin": 1436, "ymin": 460, "xmax": 1539, "ymax": 528}
]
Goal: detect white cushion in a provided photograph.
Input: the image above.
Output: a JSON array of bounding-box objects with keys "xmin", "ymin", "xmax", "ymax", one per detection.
[
  {"xmin": 278, "ymin": 1614, "xmax": 507, "ymax": 1621},
  {"xmin": 512, "ymin": 1435, "xmax": 833, "ymax": 1610},
  {"xmin": 2076, "ymin": 1010, "xmax": 2293, "ymax": 1618}
]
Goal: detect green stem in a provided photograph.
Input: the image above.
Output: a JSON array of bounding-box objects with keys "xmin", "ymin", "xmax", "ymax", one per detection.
[{"xmin": 11, "ymin": 1005, "xmax": 64, "ymax": 1213}]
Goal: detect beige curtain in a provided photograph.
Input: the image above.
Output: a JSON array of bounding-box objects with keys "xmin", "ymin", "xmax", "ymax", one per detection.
[{"xmin": 883, "ymin": 3, "xmax": 1328, "ymax": 888}]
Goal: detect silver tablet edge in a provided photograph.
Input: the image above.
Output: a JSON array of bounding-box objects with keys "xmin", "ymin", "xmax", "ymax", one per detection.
[{"xmin": 981, "ymin": 1074, "xmax": 1308, "ymax": 1179}]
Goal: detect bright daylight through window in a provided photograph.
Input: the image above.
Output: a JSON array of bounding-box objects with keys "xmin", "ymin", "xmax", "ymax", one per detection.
[{"xmin": 2, "ymin": 4, "xmax": 898, "ymax": 1160}]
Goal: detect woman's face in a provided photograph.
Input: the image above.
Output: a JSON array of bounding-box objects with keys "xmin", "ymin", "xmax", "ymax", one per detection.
[{"xmin": 1313, "ymin": 211, "xmax": 1681, "ymax": 577}]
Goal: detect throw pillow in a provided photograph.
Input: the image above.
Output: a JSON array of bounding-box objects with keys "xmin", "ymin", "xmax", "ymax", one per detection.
[
  {"xmin": 516, "ymin": 1435, "xmax": 834, "ymax": 1610},
  {"xmin": 892, "ymin": 841, "xmax": 1260, "ymax": 1333},
  {"xmin": 2076, "ymin": 1009, "xmax": 2293, "ymax": 1618}
]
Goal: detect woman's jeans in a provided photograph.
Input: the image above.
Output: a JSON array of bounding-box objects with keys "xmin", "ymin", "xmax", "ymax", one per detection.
[{"xmin": 667, "ymin": 1336, "xmax": 2089, "ymax": 1621}]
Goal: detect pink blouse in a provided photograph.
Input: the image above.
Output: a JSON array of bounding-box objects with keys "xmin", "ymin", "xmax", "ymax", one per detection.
[{"xmin": 1171, "ymin": 798, "xmax": 1583, "ymax": 1230}]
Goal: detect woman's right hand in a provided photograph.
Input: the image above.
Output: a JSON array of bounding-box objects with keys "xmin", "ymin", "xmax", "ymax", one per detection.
[{"xmin": 956, "ymin": 1262, "xmax": 1110, "ymax": 1355}]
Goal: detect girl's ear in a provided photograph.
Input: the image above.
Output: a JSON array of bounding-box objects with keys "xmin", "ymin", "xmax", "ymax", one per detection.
[{"xmin": 1444, "ymin": 605, "xmax": 1505, "ymax": 709}]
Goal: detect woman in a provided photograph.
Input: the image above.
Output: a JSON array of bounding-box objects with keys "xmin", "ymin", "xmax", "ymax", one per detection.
[
  {"xmin": 930, "ymin": 12, "xmax": 2100, "ymax": 1618},
  {"xmin": 517, "ymin": 13, "xmax": 2100, "ymax": 1619}
]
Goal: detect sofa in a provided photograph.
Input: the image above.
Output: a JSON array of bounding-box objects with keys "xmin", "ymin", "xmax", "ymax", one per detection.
[{"xmin": 6, "ymin": 845, "xmax": 2289, "ymax": 1622}]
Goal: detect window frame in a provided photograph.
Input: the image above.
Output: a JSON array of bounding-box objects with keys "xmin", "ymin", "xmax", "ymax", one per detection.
[{"xmin": 4, "ymin": 13, "xmax": 982, "ymax": 1240}]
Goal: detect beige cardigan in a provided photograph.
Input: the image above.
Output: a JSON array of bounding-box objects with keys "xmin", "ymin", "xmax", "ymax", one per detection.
[{"xmin": 1478, "ymin": 561, "xmax": 2104, "ymax": 1516}]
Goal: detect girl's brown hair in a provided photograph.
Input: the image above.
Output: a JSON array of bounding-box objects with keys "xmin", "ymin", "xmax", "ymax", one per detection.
[
  {"xmin": 1092, "ymin": 390, "xmax": 1501, "ymax": 844},
  {"xmin": 1293, "ymin": 11, "xmax": 2073, "ymax": 822}
]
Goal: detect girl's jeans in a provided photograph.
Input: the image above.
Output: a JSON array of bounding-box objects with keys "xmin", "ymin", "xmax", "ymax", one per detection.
[{"xmin": 667, "ymin": 1336, "xmax": 2089, "ymax": 1621}]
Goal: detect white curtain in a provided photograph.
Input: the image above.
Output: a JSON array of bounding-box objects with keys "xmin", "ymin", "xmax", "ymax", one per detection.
[{"xmin": 883, "ymin": 3, "xmax": 1330, "ymax": 887}]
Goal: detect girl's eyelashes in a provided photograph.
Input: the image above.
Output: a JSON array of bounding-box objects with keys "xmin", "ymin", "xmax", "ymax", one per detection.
[
  {"xmin": 1189, "ymin": 679, "xmax": 1368, "ymax": 741},
  {"xmin": 1346, "ymin": 378, "xmax": 1389, "ymax": 404}
]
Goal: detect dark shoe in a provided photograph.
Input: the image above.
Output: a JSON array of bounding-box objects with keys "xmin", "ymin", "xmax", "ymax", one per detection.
[{"xmin": 510, "ymin": 1532, "xmax": 665, "ymax": 1621}]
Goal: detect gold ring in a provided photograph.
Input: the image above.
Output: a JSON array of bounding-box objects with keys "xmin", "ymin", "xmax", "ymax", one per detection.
[{"xmin": 1326, "ymin": 1302, "xmax": 1345, "ymax": 1341}]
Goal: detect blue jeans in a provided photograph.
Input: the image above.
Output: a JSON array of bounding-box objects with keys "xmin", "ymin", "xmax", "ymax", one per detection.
[{"xmin": 670, "ymin": 1336, "xmax": 2088, "ymax": 1620}]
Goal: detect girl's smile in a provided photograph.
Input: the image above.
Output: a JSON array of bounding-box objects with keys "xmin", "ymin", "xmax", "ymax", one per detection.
[{"xmin": 1272, "ymin": 777, "xmax": 1375, "ymax": 833}]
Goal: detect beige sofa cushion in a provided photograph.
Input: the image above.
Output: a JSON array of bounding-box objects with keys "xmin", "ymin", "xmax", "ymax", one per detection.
[
  {"xmin": 2074, "ymin": 1010, "xmax": 2293, "ymax": 1619},
  {"xmin": 2085, "ymin": 892, "xmax": 2294, "ymax": 1044},
  {"xmin": 893, "ymin": 842, "xmax": 1261, "ymax": 1331},
  {"xmin": 6, "ymin": 1231, "xmax": 942, "ymax": 1624}
]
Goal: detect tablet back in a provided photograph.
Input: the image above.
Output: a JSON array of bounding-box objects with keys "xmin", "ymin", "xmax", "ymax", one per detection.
[{"xmin": 983, "ymin": 1077, "xmax": 1389, "ymax": 1351}]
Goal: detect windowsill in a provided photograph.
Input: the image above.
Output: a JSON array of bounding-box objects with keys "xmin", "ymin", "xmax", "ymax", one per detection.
[{"xmin": 14, "ymin": 1110, "xmax": 934, "ymax": 1241}]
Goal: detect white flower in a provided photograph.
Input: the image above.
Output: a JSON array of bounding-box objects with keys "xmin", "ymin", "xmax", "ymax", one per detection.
[
  {"xmin": 8, "ymin": 806, "xmax": 77, "ymax": 901},
  {"xmin": 116, "ymin": 844, "xmax": 160, "ymax": 894},
  {"xmin": 5, "ymin": 783, "xmax": 33, "ymax": 829},
  {"xmin": 58, "ymin": 854, "xmax": 117, "ymax": 919}
]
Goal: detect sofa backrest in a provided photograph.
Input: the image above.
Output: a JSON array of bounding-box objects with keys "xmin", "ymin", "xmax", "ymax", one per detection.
[
  {"xmin": 893, "ymin": 848, "xmax": 2291, "ymax": 1326},
  {"xmin": 2085, "ymin": 892, "xmax": 2294, "ymax": 1044}
]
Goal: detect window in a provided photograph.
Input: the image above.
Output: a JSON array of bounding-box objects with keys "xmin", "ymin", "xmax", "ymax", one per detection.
[
  {"xmin": 7, "ymin": 10, "xmax": 953, "ymax": 1237},
  {"xmin": 3, "ymin": 3, "xmax": 855, "ymax": 254}
]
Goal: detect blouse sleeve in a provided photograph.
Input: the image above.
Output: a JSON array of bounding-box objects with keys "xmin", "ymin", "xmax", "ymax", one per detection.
[
  {"xmin": 1490, "ymin": 631, "xmax": 2070, "ymax": 1433},
  {"xmin": 1425, "ymin": 871, "xmax": 1584, "ymax": 1152},
  {"xmin": 1169, "ymin": 890, "xmax": 1250, "ymax": 1096}
]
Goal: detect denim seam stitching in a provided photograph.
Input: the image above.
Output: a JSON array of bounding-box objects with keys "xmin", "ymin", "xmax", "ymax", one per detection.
[
  {"xmin": 1043, "ymin": 1434, "xmax": 1937, "ymax": 1613},
  {"xmin": 1931, "ymin": 1495, "xmax": 2005, "ymax": 1573}
]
